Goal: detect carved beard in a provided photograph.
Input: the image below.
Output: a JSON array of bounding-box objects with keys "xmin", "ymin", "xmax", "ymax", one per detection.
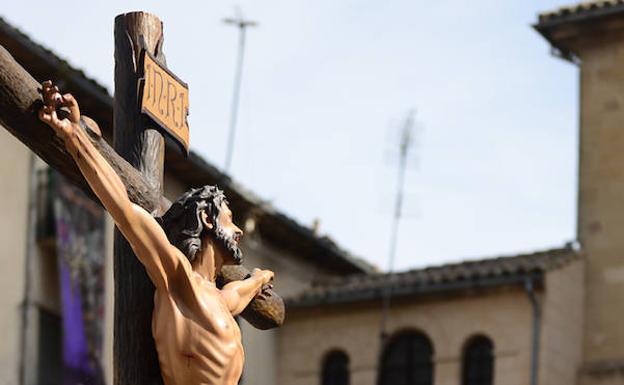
[{"xmin": 213, "ymin": 225, "xmax": 243, "ymax": 265}]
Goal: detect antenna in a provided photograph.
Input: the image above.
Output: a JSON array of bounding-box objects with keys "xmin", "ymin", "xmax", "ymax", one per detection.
[
  {"xmin": 223, "ymin": 7, "xmax": 258, "ymax": 173},
  {"xmin": 379, "ymin": 109, "xmax": 416, "ymax": 345}
]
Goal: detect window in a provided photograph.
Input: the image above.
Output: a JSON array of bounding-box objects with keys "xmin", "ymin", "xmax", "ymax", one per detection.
[
  {"xmin": 37, "ymin": 309, "xmax": 62, "ymax": 385},
  {"xmin": 321, "ymin": 350, "xmax": 350, "ymax": 385},
  {"xmin": 378, "ymin": 331, "xmax": 433, "ymax": 385},
  {"xmin": 462, "ymin": 335, "xmax": 494, "ymax": 385}
]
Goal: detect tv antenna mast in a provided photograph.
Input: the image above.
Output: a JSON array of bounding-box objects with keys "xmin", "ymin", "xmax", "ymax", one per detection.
[
  {"xmin": 223, "ymin": 8, "xmax": 258, "ymax": 173},
  {"xmin": 379, "ymin": 109, "xmax": 416, "ymax": 343}
]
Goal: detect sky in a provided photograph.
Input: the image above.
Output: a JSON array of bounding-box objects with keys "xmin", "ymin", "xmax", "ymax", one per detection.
[{"xmin": 3, "ymin": 0, "xmax": 579, "ymax": 271}]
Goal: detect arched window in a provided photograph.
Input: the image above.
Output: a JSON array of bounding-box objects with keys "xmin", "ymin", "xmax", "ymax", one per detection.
[
  {"xmin": 462, "ymin": 335, "xmax": 494, "ymax": 385},
  {"xmin": 321, "ymin": 350, "xmax": 350, "ymax": 385},
  {"xmin": 378, "ymin": 330, "xmax": 434, "ymax": 385}
]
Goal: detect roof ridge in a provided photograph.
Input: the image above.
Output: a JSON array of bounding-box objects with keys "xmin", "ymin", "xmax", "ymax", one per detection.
[
  {"xmin": 0, "ymin": 16, "xmax": 112, "ymax": 104},
  {"xmin": 391, "ymin": 245, "xmax": 577, "ymax": 276},
  {"xmin": 295, "ymin": 245, "xmax": 582, "ymax": 307},
  {"xmin": 537, "ymin": 0, "xmax": 624, "ymax": 25}
]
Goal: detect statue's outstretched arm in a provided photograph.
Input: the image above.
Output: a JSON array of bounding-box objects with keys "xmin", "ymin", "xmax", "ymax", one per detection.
[
  {"xmin": 38, "ymin": 81, "xmax": 190, "ymax": 290},
  {"xmin": 221, "ymin": 268, "xmax": 274, "ymax": 316}
]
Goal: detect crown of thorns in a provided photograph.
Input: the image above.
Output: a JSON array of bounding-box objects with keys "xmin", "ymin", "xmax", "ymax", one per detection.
[{"xmin": 158, "ymin": 185, "xmax": 229, "ymax": 261}]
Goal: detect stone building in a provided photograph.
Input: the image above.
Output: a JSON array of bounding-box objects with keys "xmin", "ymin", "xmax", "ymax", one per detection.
[
  {"xmin": 0, "ymin": 15, "xmax": 373, "ymax": 385},
  {"xmin": 280, "ymin": 2, "xmax": 624, "ymax": 385},
  {"xmin": 284, "ymin": 247, "xmax": 583, "ymax": 385}
]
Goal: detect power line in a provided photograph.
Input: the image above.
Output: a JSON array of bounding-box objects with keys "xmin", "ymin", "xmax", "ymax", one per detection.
[{"xmin": 223, "ymin": 8, "xmax": 258, "ymax": 173}]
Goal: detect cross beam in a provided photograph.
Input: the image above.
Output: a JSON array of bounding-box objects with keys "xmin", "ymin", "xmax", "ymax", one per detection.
[{"xmin": 0, "ymin": 43, "xmax": 164, "ymax": 213}]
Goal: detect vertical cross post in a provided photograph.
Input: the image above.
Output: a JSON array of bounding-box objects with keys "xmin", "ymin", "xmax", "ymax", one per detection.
[{"xmin": 113, "ymin": 12, "xmax": 166, "ymax": 385}]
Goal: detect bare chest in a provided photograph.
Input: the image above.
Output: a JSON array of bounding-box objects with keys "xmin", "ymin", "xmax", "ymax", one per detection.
[
  {"xmin": 152, "ymin": 285, "xmax": 243, "ymax": 384},
  {"xmin": 154, "ymin": 284, "xmax": 241, "ymax": 344}
]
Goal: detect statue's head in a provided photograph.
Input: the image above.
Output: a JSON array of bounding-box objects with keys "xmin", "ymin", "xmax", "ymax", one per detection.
[{"xmin": 159, "ymin": 185, "xmax": 243, "ymax": 265}]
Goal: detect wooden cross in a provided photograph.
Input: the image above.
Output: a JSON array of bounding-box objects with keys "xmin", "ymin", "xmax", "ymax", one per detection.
[{"xmin": 0, "ymin": 12, "xmax": 283, "ymax": 385}]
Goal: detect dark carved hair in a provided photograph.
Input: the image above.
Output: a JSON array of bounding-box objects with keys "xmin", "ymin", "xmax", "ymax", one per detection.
[{"xmin": 158, "ymin": 185, "xmax": 242, "ymax": 264}]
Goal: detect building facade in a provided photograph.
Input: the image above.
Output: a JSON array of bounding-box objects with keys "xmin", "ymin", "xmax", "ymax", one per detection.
[
  {"xmin": 5, "ymin": 2, "xmax": 624, "ymax": 385},
  {"xmin": 279, "ymin": 2, "xmax": 624, "ymax": 385},
  {"xmin": 282, "ymin": 248, "xmax": 584, "ymax": 385}
]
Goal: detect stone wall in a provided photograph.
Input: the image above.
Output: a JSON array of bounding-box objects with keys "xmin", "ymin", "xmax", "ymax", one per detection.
[
  {"xmin": 540, "ymin": 258, "xmax": 585, "ymax": 385},
  {"xmin": 278, "ymin": 286, "xmax": 541, "ymax": 385},
  {"xmin": 576, "ymin": 27, "xmax": 624, "ymax": 372},
  {"xmin": 239, "ymin": 230, "xmax": 339, "ymax": 385}
]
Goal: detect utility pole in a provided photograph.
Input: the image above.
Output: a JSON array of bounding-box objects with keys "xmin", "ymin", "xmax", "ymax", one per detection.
[
  {"xmin": 223, "ymin": 9, "xmax": 258, "ymax": 173},
  {"xmin": 379, "ymin": 110, "xmax": 415, "ymax": 344}
]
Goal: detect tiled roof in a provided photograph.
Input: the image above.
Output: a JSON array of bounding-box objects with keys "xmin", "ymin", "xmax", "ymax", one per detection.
[
  {"xmin": 535, "ymin": 1, "xmax": 624, "ymax": 64},
  {"xmin": 0, "ymin": 15, "xmax": 375, "ymax": 275},
  {"xmin": 288, "ymin": 245, "xmax": 581, "ymax": 307},
  {"xmin": 537, "ymin": 1, "xmax": 624, "ymax": 27}
]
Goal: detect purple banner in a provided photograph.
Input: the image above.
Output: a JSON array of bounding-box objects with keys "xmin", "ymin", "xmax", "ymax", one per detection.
[{"xmin": 53, "ymin": 173, "xmax": 106, "ymax": 385}]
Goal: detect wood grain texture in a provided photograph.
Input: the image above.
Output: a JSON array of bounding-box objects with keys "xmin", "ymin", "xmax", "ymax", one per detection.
[
  {"xmin": 0, "ymin": 43, "xmax": 162, "ymax": 213},
  {"xmin": 112, "ymin": 12, "xmax": 166, "ymax": 385}
]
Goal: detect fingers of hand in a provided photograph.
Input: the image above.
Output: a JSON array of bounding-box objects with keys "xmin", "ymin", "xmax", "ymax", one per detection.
[
  {"xmin": 49, "ymin": 108, "xmax": 60, "ymax": 125},
  {"xmin": 257, "ymin": 284, "xmax": 273, "ymax": 301},
  {"xmin": 41, "ymin": 81, "xmax": 61, "ymax": 108},
  {"xmin": 62, "ymin": 94, "xmax": 81, "ymax": 123},
  {"xmin": 38, "ymin": 108, "xmax": 51, "ymax": 123},
  {"xmin": 40, "ymin": 108, "xmax": 64, "ymax": 130},
  {"xmin": 43, "ymin": 82, "xmax": 54, "ymax": 98},
  {"xmin": 41, "ymin": 80, "xmax": 52, "ymax": 97},
  {"xmin": 42, "ymin": 86, "xmax": 52, "ymax": 105},
  {"xmin": 38, "ymin": 105, "xmax": 54, "ymax": 122}
]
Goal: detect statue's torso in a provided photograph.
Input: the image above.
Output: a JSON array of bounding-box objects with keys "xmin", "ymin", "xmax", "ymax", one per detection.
[{"xmin": 152, "ymin": 276, "xmax": 243, "ymax": 385}]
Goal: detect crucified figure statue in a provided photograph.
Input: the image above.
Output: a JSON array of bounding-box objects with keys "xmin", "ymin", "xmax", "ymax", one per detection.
[{"xmin": 39, "ymin": 80, "xmax": 275, "ymax": 385}]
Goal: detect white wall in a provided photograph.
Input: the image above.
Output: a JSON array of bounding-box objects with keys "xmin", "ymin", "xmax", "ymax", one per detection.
[{"xmin": 0, "ymin": 128, "xmax": 31, "ymax": 385}]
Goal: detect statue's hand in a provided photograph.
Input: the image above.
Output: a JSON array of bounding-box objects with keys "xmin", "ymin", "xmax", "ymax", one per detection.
[
  {"xmin": 252, "ymin": 268, "xmax": 274, "ymax": 285},
  {"xmin": 38, "ymin": 80, "xmax": 81, "ymax": 139}
]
